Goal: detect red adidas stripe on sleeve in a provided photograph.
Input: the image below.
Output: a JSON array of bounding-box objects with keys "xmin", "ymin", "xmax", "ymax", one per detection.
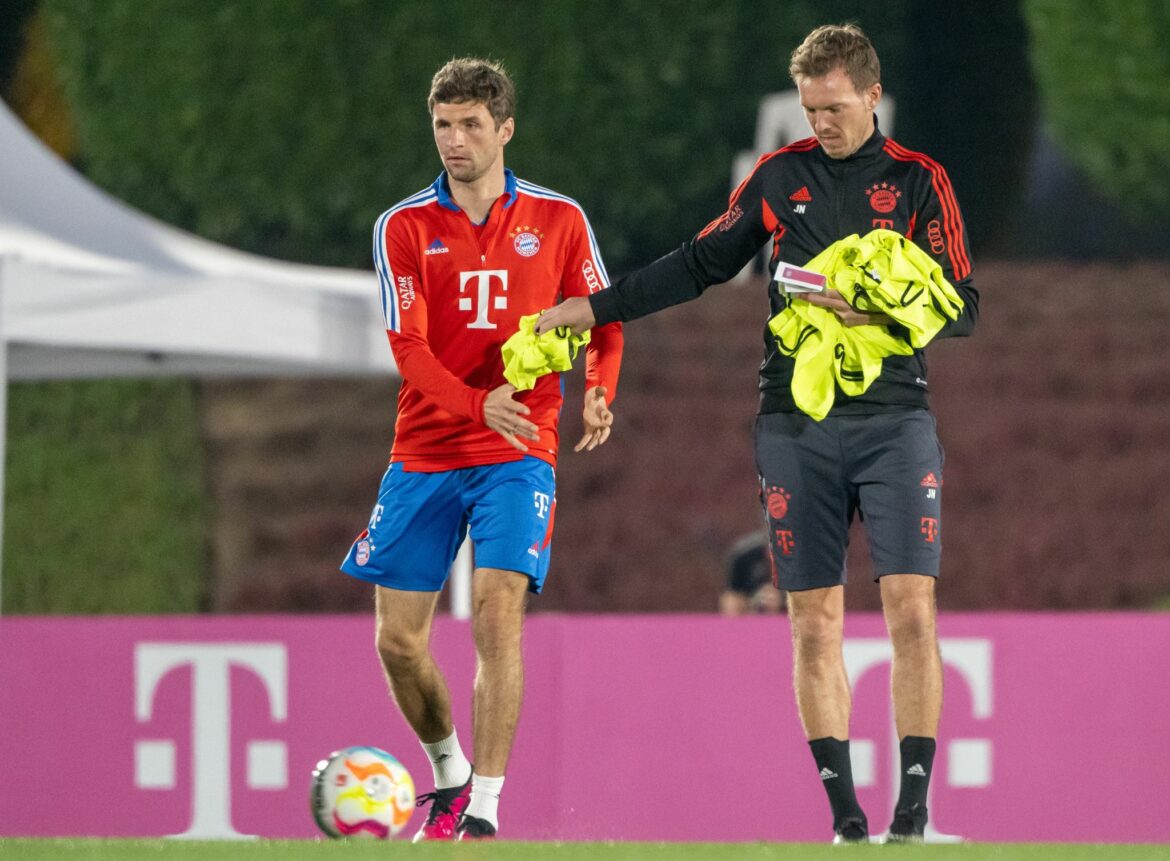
[
  {"xmin": 698, "ymin": 138, "xmax": 819, "ymax": 240},
  {"xmin": 883, "ymin": 140, "xmax": 972, "ymax": 281}
]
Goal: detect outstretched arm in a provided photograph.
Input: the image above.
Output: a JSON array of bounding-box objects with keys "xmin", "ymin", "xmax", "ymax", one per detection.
[
  {"xmin": 537, "ymin": 157, "xmax": 776, "ymax": 334},
  {"xmin": 535, "ymin": 297, "xmax": 595, "ymax": 336}
]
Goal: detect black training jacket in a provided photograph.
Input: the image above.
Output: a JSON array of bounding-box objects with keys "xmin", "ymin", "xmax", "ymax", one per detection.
[{"xmin": 589, "ymin": 125, "xmax": 978, "ymax": 415}]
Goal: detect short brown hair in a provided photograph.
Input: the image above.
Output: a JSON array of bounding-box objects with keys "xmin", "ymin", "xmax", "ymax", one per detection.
[
  {"xmin": 428, "ymin": 58, "xmax": 516, "ymax": 126},
  {"xmin": 789, "ymin": 23, "xmax": 881, "ymax": 92}
]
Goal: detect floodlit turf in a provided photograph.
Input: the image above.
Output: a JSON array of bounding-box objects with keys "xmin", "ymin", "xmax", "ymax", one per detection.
[{"xmin": 1, "ymin": 840, "xmax": 1168, "ymax": 860}]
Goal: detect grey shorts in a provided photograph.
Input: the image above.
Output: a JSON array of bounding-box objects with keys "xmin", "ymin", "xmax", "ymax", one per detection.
[{"xmin": 754, "ymin": 409, "xmax": 944, "ymax": 591}]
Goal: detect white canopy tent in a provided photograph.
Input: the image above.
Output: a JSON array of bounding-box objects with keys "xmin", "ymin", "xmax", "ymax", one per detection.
[
  {"xmin": 0, "ymin": 103, "xmax": 490, "ymax": 617},
  {"xmin": 0, "ymin": 101, "xmax": 392, "ymax": 380}
]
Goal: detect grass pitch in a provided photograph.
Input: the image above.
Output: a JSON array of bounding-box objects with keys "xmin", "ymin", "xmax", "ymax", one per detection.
[{"xmin": 1, "ymin": 840, "xmax": 1167, "ymax": 860}]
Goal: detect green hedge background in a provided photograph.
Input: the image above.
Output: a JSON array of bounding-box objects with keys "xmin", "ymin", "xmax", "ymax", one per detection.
[
  {"xmin": 1024, "ymin": 0, "xmax": 1170, "ymax": 222},
  {"xmin": 36, "ymin": 0, "xmax": 1037, "ymax": 270},
  {"xmin": 4, "ymin": 379, "xmax": 208, "ymax": 613}
]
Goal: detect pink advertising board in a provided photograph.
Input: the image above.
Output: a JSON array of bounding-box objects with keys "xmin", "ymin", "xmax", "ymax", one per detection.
[{"xmin": 0, "ymin": 613, "xmax": 1166, "ymax": 842}]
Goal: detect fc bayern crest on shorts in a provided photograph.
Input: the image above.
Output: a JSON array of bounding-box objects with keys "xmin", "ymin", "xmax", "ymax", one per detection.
[
  {"xmin": 765, "ymin": 486, "xmax": 791, "ymax": 519},
  {"xmin": 512, "ymin": 227, "xmax": 542, "ymax": 257},
  {"xmin": 355, "ymin": 540, "xmax": 371, "ymax": 566}
]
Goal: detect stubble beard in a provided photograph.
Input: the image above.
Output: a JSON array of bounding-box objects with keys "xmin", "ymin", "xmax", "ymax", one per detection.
[{"xmin": 445, "ymin": 158, "xmax": 483, "ymax": 184}]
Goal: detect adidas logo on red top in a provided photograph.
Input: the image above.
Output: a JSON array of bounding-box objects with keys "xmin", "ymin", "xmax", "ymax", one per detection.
[
  {"xmin": 424, "ymin": 237, "xmax": 450, "ymax": 255},
  {"xmin": 920, "ymin": 472, "xmax": 940, "ymax": 488},
  {"xmin": 789, "ymin": 186, "xmax": 812, "ymax": 202}
]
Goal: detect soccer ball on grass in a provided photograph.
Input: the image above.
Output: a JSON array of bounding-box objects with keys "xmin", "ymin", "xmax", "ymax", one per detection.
[{"xmin": 310, "ymin": 745, "xmax": 415, "ymax": 839}]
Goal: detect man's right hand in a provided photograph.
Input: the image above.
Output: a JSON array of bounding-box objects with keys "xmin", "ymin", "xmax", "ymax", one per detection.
[
  {"xmin": 533, "ymin": 296, "xmax": 596, "ymax": 336},
  {"xmin": 483, "ymin": 383, "xmax": 540, "ymax": 452},
  {"xmin": 797, "ymin": 289, "xmax": 892, "ymax": 327}
]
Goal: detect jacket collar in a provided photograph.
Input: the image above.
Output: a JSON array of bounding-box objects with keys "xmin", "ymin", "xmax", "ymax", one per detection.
[
  {"xmin": 818, "ymin": 117, "xmax": 886, "ymax": 164},
  {"xmin": 433, "ymin": 168, "xmax": 519, "ymax": 212}
]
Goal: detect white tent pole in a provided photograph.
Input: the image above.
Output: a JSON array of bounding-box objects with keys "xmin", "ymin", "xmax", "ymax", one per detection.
[
  {"xmin": 449, "ymin": 537, "xmax": 472, "ymax": 621},
  {"xmin": 0, "ymin": 257, "xmax": 7, "ymax": 614}
]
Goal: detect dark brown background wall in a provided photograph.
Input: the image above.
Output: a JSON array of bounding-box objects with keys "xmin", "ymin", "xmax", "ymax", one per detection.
[{"xmin": 202, "ymin": 261, "xmax": 1170, "ymax": 613}]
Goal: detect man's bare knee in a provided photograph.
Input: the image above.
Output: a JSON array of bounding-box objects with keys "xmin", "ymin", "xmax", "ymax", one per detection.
[
  {"xmin": 376, "ymin": 626, "xmax": 430, "ymax": 675},
  {"xmin": 887, "ymin": 607, "xmax": 936, "ymax": 647},
  {"xmin": 472, "ymin": 598, "xmax": 524, "ymax": 660},
  {"xmin": 373, "ymin": 586, "xmax": 440, "ymax": 675},
  {"xmin": 881, "ymin": 575, "xmax": 938, "ymax": 647},
  {"xmin": 788, "ymin": 588, "xmax": 845, "ymax": 659},
  {"xmin": 792, "ymin": 622, "xmax": 843, "ymax": 662},
  {"xmin": 471, "ymin": 569, "xmax": 527, "ymax": 659}
]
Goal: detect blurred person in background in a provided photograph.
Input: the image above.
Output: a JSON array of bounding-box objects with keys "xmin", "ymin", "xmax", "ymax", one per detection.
[
  {"xmin": 719, "ymin": 531, "xmax": 784, "ymax": 615},
  {"xmin": 340, "ymin": 57, "xmax": 623, "ymax": 841},
  {"xmin": 537, "ymin": 23, "xmax": 976, "ymax": 844}
]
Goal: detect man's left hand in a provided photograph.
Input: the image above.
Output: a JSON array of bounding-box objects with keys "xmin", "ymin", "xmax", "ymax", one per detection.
[
  {"xmin": 798, "ymin": 289, "xmax": 892, "ymax": 327},
  {"xmin": 575, "ymin": 386, "xmax": 613, "ymax": 452}
]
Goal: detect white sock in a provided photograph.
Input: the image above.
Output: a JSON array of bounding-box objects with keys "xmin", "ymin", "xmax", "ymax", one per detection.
[
  {"xmin": 465, "ymin": 773, "xmax": 505, "ymax": 829},
  {"xmin": 421, "ymin": 730, "xmax": 472, "ymax": 790}
]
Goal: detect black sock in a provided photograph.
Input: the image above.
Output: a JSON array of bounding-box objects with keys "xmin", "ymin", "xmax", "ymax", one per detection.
[
  {"xmin": 808, "ymin": 737, "xmax": 866, "ymax": 828},
  {"xmin": 894, "ymin": 735, "xmax": 936, "ymax": 812}
]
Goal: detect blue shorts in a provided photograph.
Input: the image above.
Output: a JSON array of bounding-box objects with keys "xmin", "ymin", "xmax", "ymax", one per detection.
[{"xmin": 340, "ymin": 457, "xmax": 556, "ymax": 594}]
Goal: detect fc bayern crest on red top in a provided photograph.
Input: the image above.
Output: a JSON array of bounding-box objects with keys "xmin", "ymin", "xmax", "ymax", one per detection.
[
  {"xmin": 866, "ymin": 182, "xmax": 901, "ymax": 214},
  {"xmin": 511, "ymin": 225, "xmax": 543, "ymax": 257}
]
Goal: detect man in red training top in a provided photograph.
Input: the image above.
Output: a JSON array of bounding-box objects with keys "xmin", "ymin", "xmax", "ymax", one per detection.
[{"xmin": 341, "ymin": 57, "xmax": 622, "ymax": 841}]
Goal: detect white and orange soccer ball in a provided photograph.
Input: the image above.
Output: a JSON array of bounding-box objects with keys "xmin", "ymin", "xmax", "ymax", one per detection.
[{"xmin": 310, "ymin": 746, "xmax": 415, "ymax": 839}]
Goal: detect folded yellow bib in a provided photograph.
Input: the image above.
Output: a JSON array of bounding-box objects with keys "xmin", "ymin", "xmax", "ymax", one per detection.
[
  {"xmin": 501, "ymin": 313, "xmax": 591, "ymax": 391},
  {"xmin": 768, "ymin": 229, "xmax": 964, "ymax": 420}
]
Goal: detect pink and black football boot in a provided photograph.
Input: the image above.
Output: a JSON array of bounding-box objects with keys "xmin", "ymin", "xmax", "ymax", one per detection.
[
  {"xmin": 456, "ymin": 813, "xmax": 498, "ymax": 841},
  {"xmin": 411, "ymin": 776, "xmax": 472, "ymax": 842}
]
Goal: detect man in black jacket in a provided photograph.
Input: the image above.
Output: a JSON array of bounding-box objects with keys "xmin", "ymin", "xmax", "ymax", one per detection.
[{"xmin": 537, "ymin": 23, "xmax": 977, "ymax": 844}]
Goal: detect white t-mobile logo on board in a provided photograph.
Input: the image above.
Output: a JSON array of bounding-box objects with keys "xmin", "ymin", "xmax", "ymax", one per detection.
[
  {"xmin": 843, "ymin": 638, "xmax": 993, "ymax": 843},
  {"xmin": 134, "ymin": 643, "xmax": 288, "ymax": 838},
  {"xmin": 459, "ymin": 270, "xmax": 509, "ymax": 329}
]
